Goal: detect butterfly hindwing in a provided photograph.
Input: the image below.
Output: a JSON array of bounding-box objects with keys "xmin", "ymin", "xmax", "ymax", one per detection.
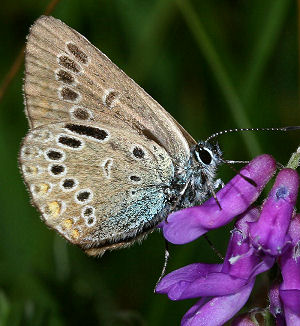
[{"xmin": 19, "ymin": 120, "xmax": 174, "ymax": 255}]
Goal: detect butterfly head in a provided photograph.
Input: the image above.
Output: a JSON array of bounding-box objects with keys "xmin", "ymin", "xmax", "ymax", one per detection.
[
  {"xmin": 172, "ymin": 141, "xmax": 223, "ymax": 209},
  {"xmin": 192, "ymin": 140, "xmax": 222, "ymax": 175}
]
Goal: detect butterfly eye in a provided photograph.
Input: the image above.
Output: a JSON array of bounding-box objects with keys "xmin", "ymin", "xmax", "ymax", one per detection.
[{"xmin": 195, "ymin": 147, "xmax": 212, "ymax": 165}]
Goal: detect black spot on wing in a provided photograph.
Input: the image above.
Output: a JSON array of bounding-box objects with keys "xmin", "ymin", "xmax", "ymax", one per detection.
[
  {"xmin": 47, "ymin": 150, "xmax": 63, "ymax": 160},
  {"xmin": 62, "ymin": 179, "xmax": 75, "ymax": 189},
  {"xmin": 51, "ymin": 165, "xmax": 65, "ymax": 175},
  {"xmin": 56, "ymin": 69, "xmax": 75, "ymax": 84},
  {"xmin": 67, "ymin": 43, "xmax": 88, "ymax": 64},
  {"xmin": 58, "ymin": 135, "xmax": 82, "ymax": 148},
  {"xmin": 60, "ymin": 87, "xmax": 80, "ymax": 102},
  {"xmin": 65, "ymin": 124, "xmax": 109, "ymax": 141},
  {"xmin": 130, "ymin": 175, "xmax": 141, "ymax": 182},
  {"xmin": 58, "ymin": 55, "xmax": 81, "ymax": 73},
  {"xmin": 104, "ymin": 90, "xmax": 119, "ymax": 108},
  {"xmin": 83, "ymin": 207, "xmax": 93, "ymax": 216},
  {"xmin": 72, "ymin": 107, "xmax": 90, "ymax": 120},
  {"xmin": 132, "ymin": 146, "xmax": 145, "ymax": 159},
  {"xmin": 77, "ymin": 191, "xmax": 91, "ymax": 202}
]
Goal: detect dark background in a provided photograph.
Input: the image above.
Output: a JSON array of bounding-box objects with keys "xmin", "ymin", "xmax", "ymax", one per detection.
[{"xmin": 0, "ymin": 0, "xmax": 299, "ymax": 325}]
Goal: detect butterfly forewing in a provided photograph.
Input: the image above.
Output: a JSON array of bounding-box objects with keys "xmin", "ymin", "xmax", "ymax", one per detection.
[
  {"xmin": 20, "ymin": 120, "xmax": 174, "ymax": 255},
  {"xmin": 24, "ymin": 15, "xmax": 195, "ymax": 168}
]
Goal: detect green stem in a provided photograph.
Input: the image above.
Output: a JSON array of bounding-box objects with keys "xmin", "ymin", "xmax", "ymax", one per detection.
[{"xmin": 287, "ymin": 146, "xmax": 300, "ymax": 169}]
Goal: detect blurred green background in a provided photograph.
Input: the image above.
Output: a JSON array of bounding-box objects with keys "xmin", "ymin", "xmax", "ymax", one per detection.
[{"xmin": 0, "ymin": 0, "xmax": 299, "ymax": 325}]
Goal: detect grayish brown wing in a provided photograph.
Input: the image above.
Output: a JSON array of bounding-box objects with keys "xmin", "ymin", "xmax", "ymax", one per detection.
[
  {"xmin": 24, "ymin": 15, "xmax": 196, "ymax": 169},
  {"xmin": 19, "ymin": 120, "xmax": 174, "ymax": 255}
]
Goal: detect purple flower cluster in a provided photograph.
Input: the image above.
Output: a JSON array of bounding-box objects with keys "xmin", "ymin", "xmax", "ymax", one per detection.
[{"xmin": 156, "ymin": 155, "xmax": 300, "ymax": 326}]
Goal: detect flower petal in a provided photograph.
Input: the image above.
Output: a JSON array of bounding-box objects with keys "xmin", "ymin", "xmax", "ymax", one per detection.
[
  {"xmin": 249, "ymin": 169, "xmax": 299, "ymax": 256},
  {"xmin": 221, "ymin": 208, "xmax": 275, "ymax": 279},
  {"xmin": 155, "ymin": 263, "xmax": 222, "ymax": 299},
  {"xmin": 278, "ymin": 214, "xmax": 300, "ymax": 319},
  {"xmin": 269, "ymin": 282, "xmax": 285, "ymax": 326},
  {"xmin": 157, "ymin": 249, "xmax": 273, "ymax": 300},
  {"xmin": 283, "ymin": 305, "xmax": 300, "ymax": 326},
  {"xmin": 280, "ymin": 289, "xmax": 300, "ymax": 313},
  {"xmin": 177, "ymin": 272, "xmax": 248, "ymax": 299},
  {"xmin": 287, "ymin": 214, "xmax": 300, "ymax": 244},
  {"xmin": 279, "ymin": 247, "xmax": 300, "ymax": 291},
  {"xmin": 181, "ymin": 279, "xmax": 255, "ymax": 326},
  {"xmin": 279, "ymin": 239, "xmax": 300, "ymax": 315},
  {"xmin": 157, "ymin": 207, "xmax": 274, "ymax": 300},
  {"xmin": 222, "ymin": 208, "xmax": 260, "ymax": 277},
  {"xmin": 163, "ymin": 155, "xmax": 276, "ymax": 244}
]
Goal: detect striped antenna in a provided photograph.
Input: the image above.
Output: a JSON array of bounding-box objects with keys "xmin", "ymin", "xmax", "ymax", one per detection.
[{"xmin": 206, "ymin": 126, "xmax": 300, "ymax": 142}]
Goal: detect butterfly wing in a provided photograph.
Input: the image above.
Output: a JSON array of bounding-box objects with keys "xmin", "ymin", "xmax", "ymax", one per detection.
[
  {"xmin": 19, "ymin": 120, "xmax": 174, "ymax": 255},
  {"xmin": 24, "ymin": 15, "xmax": 196, "ymax": 169}
]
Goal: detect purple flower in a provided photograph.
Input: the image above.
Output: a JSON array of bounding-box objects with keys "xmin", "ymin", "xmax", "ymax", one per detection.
[
  {"xmin": 156, "ymin": 208, "xmax": 274, "ymax": 326},
  {"xmin": 162, "ymin": 154, "xmax": 276, "ymax": 244},
  {"xmin": 278, "ymin": 214, "xmax": 300, "ymax": 325},
  {"xmin": 269, "ymin": 282, "xmax": 285, "ymax": 326},
  {"xmin": 249, "ymin": 169, "xmax": 299, "ymax": 256},
  {"xmin": 181, "ymin": 280, "xmax": 255, "ymax": 326},
  {"xmin": 156, "ymin": 154, "xmax": 300, "ymax": 326}
]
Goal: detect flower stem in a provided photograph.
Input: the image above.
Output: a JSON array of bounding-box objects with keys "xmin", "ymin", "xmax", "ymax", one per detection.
[{"xmin": 287, "ymin": 146, "xmax": 300, "ymax": 169}]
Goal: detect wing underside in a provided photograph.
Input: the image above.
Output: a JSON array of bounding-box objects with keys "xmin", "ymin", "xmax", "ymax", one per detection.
[{"xmin": 19, "ymin": 120, "xmax": 174, "ymax": 254}]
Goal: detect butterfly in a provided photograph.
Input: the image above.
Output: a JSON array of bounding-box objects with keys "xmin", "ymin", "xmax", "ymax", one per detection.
[{"xmin": 19, "ymin": 16, "xmax": 222, "ymax": 256}]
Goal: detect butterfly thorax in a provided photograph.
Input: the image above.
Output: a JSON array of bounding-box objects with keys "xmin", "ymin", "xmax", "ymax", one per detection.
[{"xmin": 169, "ymin": 141, "xmax": 222, "ymax": 210}]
